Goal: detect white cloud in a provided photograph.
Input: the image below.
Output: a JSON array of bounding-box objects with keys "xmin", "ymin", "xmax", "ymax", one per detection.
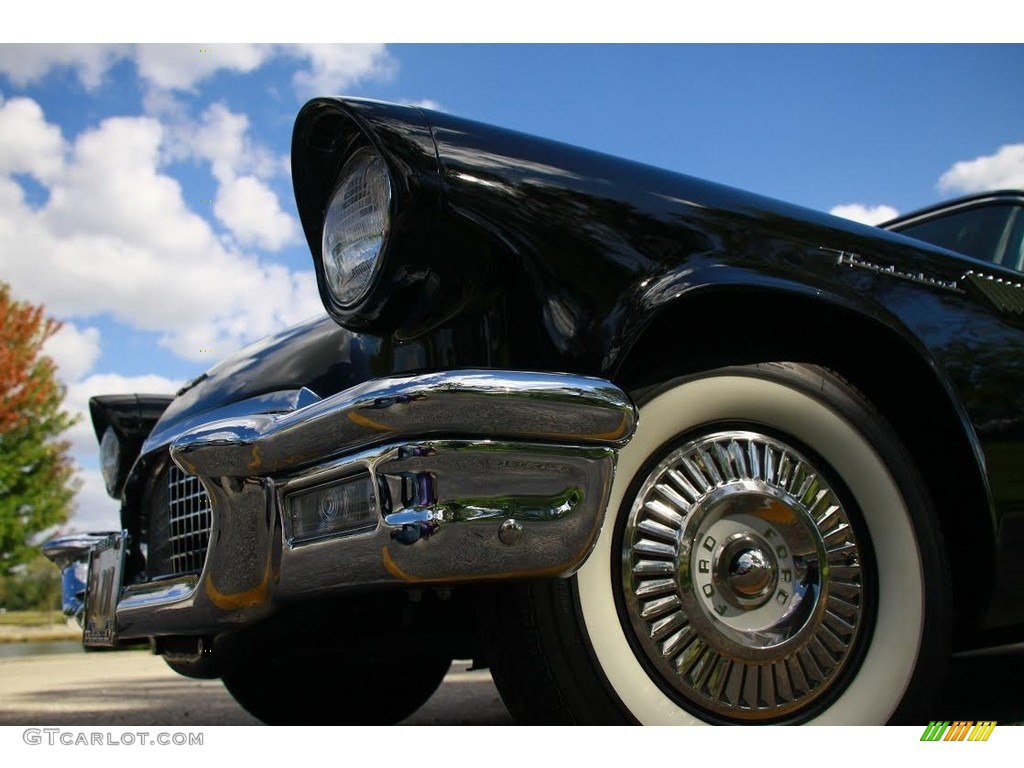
[
  {"xmin": 0, "ymin": 44, "xmax": 129, "ymax": 89},
  {"xmin": 134, "ymin": 44, "xmax": 272, "ymax": 91},
  {"xmin": 69, "ymin": 372, "xmax": 181, "ymax": 399},
  {"xmin": 156, "ymin": 268, "xmax": 324, "ymax": 359},
  {"xmin": 289, "ymin": 44, "xmax": 396, "ymax": 98},
  {"xmin": 0, "ymin": 95, "xmax": 65, "ymax": 183},
  {"xmin": 938, "ymin": 144, "xmax": 1024, "ymax": 194},
  {"xmin": 69, "ymin": 466, "xmax": 121, "ymax": 533},
  {"xmin": 0, "ymin": 97, "xmax": 322, "ymax": 364},
  {"xmin": 0, "ymin": 44, "xmax": 269, "ymax": 93},
  {"xmin": 42, "ymin": 322, "xmax": 102, "ymax": 384},
  {"xmin": 192, "ymin": 102, "xmax": 283, "ymax": 181},
  {"xmin": 829, "ymin": 203, "xmax": 899, "ymax": 225},
  {"xmin": 42, "ymin": 114, "xmax": 198, "ymax": 244},
  {"xmin": 0, "ymin": 44, "xmax": 396, "ymax": 98},
  {"xmin": 192, "ymin": 102, "xmax": 250, "ymax": 177},
  {"xmin": 215, "ymin": 174, "xmax": 297, "ymax": 250},
  {"xmin": 188, "ymin": 103, "xmax": 298, "ymax": 249}
]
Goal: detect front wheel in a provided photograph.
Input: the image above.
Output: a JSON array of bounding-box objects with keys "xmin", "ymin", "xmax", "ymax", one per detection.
[{"xmin": 486, "ymin": 363, "xmax": 950, "ymax": 724}]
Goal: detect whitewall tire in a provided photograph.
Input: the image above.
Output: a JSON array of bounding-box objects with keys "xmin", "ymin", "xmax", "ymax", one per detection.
[{"xmin": 485, "ymin": 363, "xmax": 949, "ymax": 724}]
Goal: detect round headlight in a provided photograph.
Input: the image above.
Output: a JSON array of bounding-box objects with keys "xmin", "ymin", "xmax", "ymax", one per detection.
[
  {"xmin": 321, "ymin": 147, "xmax": 392, "ymax": 306},
  {"xmin": 100, "ymin": 426, "xmax": 121, "ymax": 495}
]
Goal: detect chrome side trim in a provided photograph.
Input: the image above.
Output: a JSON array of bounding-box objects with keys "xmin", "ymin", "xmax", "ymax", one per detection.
[{"xmin": 170, "ymin": 370, "xmax": 635, "ymax": 478}]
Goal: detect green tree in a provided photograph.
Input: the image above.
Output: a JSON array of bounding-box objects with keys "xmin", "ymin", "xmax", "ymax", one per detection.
[
  {"xmin": 0, "ymin": 282, "xmax": 79, "ymax": 573},
  {"xmin": 0, "ymin": 553, "xmax": 62, "ymax": 611}
]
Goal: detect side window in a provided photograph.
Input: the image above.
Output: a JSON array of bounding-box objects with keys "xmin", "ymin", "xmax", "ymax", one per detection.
[
  {"xmin": 892, "ymin": 204, "xmax": 1018, "ymax": 268},
  {"xmin": 1003, "ymin": 209, "xmax": 1024, "ymax": 272}
]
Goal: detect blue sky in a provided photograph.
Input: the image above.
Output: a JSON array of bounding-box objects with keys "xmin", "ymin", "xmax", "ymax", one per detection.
[{"xmin": 1, "ymin": 41, "xmax": 1022, "ymax": 533}]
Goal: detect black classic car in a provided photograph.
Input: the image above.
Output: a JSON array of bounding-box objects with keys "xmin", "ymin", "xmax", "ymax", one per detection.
[{"xmin": 44, "ymin": 97, "xmax": 1024, "ymax": 725}]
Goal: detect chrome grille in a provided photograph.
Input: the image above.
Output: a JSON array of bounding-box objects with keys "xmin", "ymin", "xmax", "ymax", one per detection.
[{"xmin": 165, "ymin": 464, "xmax": 211, "ymax": 575}]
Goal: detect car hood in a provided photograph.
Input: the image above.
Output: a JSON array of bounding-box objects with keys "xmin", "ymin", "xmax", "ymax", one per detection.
[{"xmin": 146, "ymin": 314, "xmax": 380, "ymax": 451}]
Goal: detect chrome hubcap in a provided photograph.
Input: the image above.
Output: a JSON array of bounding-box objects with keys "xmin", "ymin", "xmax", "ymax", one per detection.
[{"xmin": 620, "ymin": 430, "xmax": 866, "ymax": 721}]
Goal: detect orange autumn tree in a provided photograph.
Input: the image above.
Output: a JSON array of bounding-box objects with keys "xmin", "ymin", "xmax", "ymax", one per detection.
[{"xmin": 0, "ymin": 281, "xmax": 78, "ymax": 571}]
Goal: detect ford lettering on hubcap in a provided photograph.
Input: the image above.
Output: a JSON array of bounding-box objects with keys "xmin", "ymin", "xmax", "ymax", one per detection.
[{"xmin": 620, "ymin": 430, "xmax": 868, "ymax": 721}]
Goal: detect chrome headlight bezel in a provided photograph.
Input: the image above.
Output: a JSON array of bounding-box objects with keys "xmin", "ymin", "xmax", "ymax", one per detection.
[{"xmin": 320, "ymin": 146, "xmax": 393, "ymax": 308}]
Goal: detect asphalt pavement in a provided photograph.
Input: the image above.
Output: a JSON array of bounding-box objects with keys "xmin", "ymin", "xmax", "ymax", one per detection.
[
  {"xmin": 0, "ymin": 650, "xmax": 513, "ymax": 726},
  {"xmin": 1, "ymin": 645, "xmax": 1022, "ymax": 725}
]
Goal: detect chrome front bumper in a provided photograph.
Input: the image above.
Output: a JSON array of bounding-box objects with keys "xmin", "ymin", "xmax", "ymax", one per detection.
[{"xmin": 50, "ymin": 370, "xmax": 636, "ymax": 642}]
